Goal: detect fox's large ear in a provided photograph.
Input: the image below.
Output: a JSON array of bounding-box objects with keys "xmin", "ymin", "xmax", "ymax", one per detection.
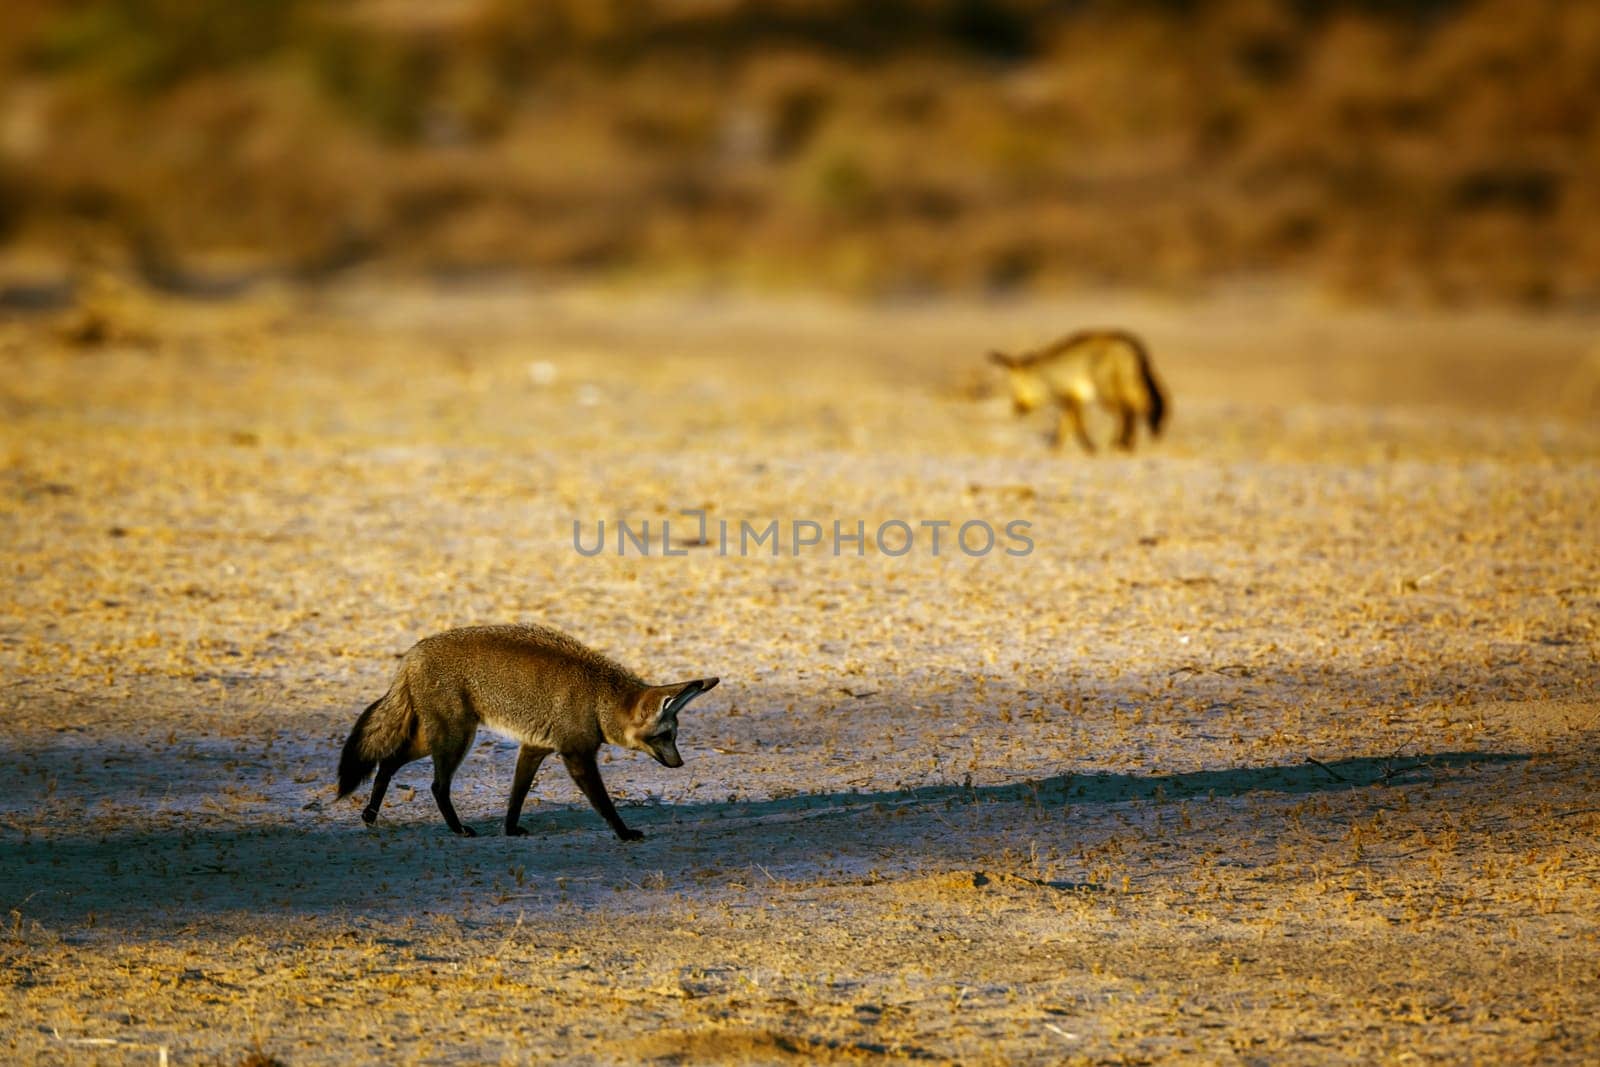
[
  {"xmin": 664, "ymin": 677, "xmax": 719, "ymax": 718},
  {"xmin": 638, "ymin": 677, "xmax": 719, "ymax": 724}
]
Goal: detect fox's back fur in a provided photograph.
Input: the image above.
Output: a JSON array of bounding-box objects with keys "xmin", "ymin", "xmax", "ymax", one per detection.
[{"xmin": 990, "ymin": 329, "xmax": 1166, "ymax": 452}]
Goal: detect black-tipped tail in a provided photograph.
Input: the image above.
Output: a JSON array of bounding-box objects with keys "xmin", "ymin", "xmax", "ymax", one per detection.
[
  {"xmin": 336, "ymin": 697, "xmax": 384, "ymax": 799},
  {"xmin": 1135, "ymin": 339, "xmax": 1167, "ymax": 436}
]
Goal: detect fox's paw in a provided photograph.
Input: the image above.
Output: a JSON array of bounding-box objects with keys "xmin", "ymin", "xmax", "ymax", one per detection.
[
  {"xmin": 617, "ymin": 827, "xmax": 645, "ymax": 843},
  {"xmin": 505, "ymin": 824, "xmax": 529, "ymax": 837},
  {"xmin": 455, "ymin": 825, "xmax": 478, "ymax": 838},
  {"xmin": 361, "ymin": 807, "xmax": 379, "ymax": 825}
]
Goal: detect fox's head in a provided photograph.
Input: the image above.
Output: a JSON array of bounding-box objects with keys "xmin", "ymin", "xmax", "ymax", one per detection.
[
  {"xmin": 989, "ymin": 351, "xmax": 1048, "ymax": 415},
  {"xmin": 625, "ymin": 677, "xmax": 719, "ymax": 767}
]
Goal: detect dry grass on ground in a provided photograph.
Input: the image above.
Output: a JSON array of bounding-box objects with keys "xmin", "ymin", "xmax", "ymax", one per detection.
[{"xmin": 1, "ymin": 282, "xmax": 1597, "ymax": 1063}]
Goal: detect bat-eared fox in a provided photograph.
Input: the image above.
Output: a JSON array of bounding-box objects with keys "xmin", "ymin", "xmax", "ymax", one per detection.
[
  {"xmin": 989, "ymin": 329, "xmax": 1167, "ymax": 453},
  {"xmin": 337, "ymin": 624, "xmax": 718, "ymax": 841}
]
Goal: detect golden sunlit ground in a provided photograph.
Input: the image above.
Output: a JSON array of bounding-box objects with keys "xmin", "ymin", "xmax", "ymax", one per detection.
[{"xmin": 1, "ymin": 282, "xmax": 1597, "ymax": 1063}]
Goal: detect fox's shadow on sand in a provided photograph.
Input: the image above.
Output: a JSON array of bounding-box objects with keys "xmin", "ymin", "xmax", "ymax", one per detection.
[{"xmin": 0, "ymin": 742, "xmax": 1531, "ymax": 928}]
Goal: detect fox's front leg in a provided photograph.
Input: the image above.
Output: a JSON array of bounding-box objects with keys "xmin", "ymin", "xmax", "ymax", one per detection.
[
  {"xmin": 1064, "ymin": 400, "xmax": 1096, "ymax": 454},
  {"xmin": 1050, "ymin": 407, "xmax": 1071, "ymax": 450},
  {"xmin": 504, "ymin": 744, "xmax": 552, "ymax": 836},
  {"xmin": 562, "ymin": 752, "xmax": 644, "ymax": 842}
]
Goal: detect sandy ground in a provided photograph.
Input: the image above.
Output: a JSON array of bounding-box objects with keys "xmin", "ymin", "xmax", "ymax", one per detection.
[{"xmin": 1, "ymin": 281, "xmax": 1597, "ymax": 1064}]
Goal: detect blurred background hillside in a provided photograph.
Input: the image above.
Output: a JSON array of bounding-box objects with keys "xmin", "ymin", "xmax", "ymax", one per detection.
[{"xmin": 1, "ymin": 0, "xmax": 1597, "ymax": 304}]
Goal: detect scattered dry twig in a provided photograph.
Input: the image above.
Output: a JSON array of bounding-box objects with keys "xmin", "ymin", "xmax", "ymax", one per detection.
[{"xmin": 1305, "ymin": 756, "xmax": 1350, "ymax": 784}]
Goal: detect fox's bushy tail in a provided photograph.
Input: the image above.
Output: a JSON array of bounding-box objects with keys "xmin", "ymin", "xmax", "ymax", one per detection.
[
  {"xmin": 336, "ymin": 681, "xmax": 416, "ymax": 798},
  {"xmin": 1133, "ymin": 338, "xmax": 1167, "ymax": 436}
]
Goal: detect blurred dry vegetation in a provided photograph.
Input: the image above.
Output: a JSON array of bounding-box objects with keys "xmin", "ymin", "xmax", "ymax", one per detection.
[{"xmin": 2, "ymin": 0, "xmax": 1598, "ymax": 303}]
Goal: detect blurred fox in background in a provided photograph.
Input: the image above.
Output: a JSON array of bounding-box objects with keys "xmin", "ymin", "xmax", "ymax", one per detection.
[{"xmin": 989, "ymin": 330, "xmax": 1167, "ymax": 453}]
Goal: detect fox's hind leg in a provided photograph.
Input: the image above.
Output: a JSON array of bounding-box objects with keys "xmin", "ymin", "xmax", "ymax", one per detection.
[
  {"xmin": 362, "ymin": 752, "xmax": 412, "ymax": 825},
  {"xmin": 1114, "ymin": 407, "xmax": 1137, "ymax": 451},
  {"xmin": 429, "ymin": 729, "xmax": 478, "ymax": 837},
  {"xmin": 504, "ymin": 744, "xmax": 553, "ymax": 837}
]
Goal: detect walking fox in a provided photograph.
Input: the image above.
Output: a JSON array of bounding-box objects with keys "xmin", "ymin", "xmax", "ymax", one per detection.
[
  {"xmin": 989, "ymin": 329, "xmax": 1167, "ymax": 453},
  {"xmin": 336, "ymin": 624, "xmax": 719, "ymax": 841}
]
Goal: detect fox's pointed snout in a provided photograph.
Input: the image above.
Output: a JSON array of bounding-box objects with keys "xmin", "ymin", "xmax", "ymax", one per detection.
[{"xmin": 618, "ymin": 674, "xmax": 721, "ymax": 769}]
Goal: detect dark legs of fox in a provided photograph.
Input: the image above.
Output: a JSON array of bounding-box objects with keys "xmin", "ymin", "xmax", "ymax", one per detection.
[
  {"xmin": 1115, "ymin": 409, "xmax": 1137, "ymax": 451},
  {"xmin": 430, "ymin": 733, "xmax": 476, "ymax": 837},
  {"xmin": 1055, "ymin": 402, "xmax": 1096, "ymax": 454},
  {"xmin": 358, "ymin": 737, "xmax": 639, "ymax": 842},
  {"xmin": 563, "ymin": 751, "xmax": 644, "ymax": 842},
  {"xmin": 504, "ymin": 744, "xmax": 553, "ymax": 837},
  {"xmin": 362, "ymin": 753, "xmax": 410, "ymax": 825}
]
